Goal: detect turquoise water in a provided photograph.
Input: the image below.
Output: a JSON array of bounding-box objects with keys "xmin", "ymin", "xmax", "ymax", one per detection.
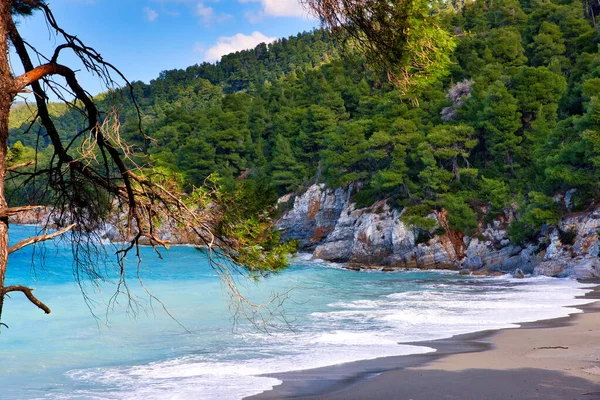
[{"xmin": 0, "ymin": 225, "xmax": 595, "ymax": 399}]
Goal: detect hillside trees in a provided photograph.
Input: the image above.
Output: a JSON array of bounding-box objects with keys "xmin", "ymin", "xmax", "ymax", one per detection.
[
  {"xmin": 7, "ymin": 0, "xmax": 600, "ymax": 255},
  {"xmin": 478, "ymin": 81, "xmax": 522, "ymax": 176},
  {"xmin": 271, "ymin": 134, "xmax": 306, "ymax": 192}
]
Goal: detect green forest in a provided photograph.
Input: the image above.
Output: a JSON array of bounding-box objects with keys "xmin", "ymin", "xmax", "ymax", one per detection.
[{"xmin": 9, "ymin": 0, "xmax": 600, "ymax": 244}]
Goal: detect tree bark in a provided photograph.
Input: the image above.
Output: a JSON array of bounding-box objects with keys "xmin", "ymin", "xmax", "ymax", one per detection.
[
  {"xmin": 3, "ymin": 286, "xmax": 50, "ymax": 314},
  {"xmin": 506, "ymin": 150, "xmax": 515, "ymax": 177},
  {"xmin": 0, "ymin": 0, "xmax": 14, "ymax": 320},
  {"xmin": 452, "ymin": 156, "xmax": 460, "ymax": 182}
]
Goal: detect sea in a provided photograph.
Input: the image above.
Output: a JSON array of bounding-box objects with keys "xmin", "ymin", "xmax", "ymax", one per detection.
[{"xmin": 0, "ymin": 225, "xmax": 595, "ymax": 399}]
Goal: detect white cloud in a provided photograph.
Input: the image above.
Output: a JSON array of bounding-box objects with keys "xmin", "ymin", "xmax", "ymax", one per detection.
[
  {"xmin": 144, "ymin": 7, "xmax": 159, "ymax": 21},
  {"xmin": 195, "ymin": 2, "xmax": 214, "ymax": 21},
  {"xmin": 239, "ymin": 0, "xmax": 309, "ymax": 19},
  {"xmin": 244, "ymin": 10, "xmax": 263, "ymax": 24},
  {"xmin": 195, "ymin": 1, "xmax": 232, "ymax": 25},
  {"xmin": 261, "ymin": 0, "xmax": 306, "ymax": 17},
  {"xmin": 204, "ymin": 31, "xmax": 276, "ymax": 62},
  {"xmin": 151, "ymin": 0, "xmax": 202, "ymax": 3}
]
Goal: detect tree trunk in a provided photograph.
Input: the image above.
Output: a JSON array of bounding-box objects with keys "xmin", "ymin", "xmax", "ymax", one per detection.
[
  {"xmin": 0, "ymin": 0, "xmax": 14, "ymax": 320},
  {"xmin": 506, "ymin": 150, "xmax": 515, "ymax": 177},
  {"xmin": 452, "ymin": 156, "xmax": 460, "ymax": 182}
]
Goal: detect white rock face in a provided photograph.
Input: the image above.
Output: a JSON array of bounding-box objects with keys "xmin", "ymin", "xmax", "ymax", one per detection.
[
  {"xmin": 534, "ymin": 211, "xmax": 600, "ymax": 279},
  {"xmin": 279, "ymin": 188, "xmax": 459, "ymax": 269},
  {"xmin": 277, "ymin": 186, "xmax": 600, "ymax": 278},
  {"xmin": 277, "ymin": 184, "xmax": 351, "ymax": 249}
]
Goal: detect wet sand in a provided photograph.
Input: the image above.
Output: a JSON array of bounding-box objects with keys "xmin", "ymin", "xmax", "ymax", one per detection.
[{"xmin": 248, "ymin": 283, "xmax": 600, "ymax": 400}]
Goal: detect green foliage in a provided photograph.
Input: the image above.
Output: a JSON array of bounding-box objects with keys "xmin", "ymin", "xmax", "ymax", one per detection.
[
  {"xmin": 322, "ymin": 121, "xmax": 371, "ymax": 186},
  {"xmin": 207, "ymin": 176, "xmax": 294, "ymax": 273},
  {"xmin": 512, "ymin": 66, "xmax": 567, "ymax": 119},
  {"xmin": 478, "ymin": 80, "xmax": 522, "ymax": 175},
  {"xmin": 509, "ymin": 192, "xmax": 561, "ymax": 244},
  {"xmin": 508, "ymin": 220, "xmax": 537, "ymax": 245},
  {"xmin": 270, "ymin": 134, "xmax": 305, "ymax": 192},
  {"xmin": 399, "ymin": 0, "xmax": 457, "ymax": 92},
  {"xmin": 7, "ymin": 141, "xmax": 36, "ymax": 166},
  {"xmin": 5, "ymin": 141, "xmax": 51, "ymax": 206},
  {"xmin": 486, "ymin": 28, "xmax": 527, "ymax": 67},
  {"xmin": 441, "ymin": 193, "xmax": 478, "ymax": 235},
  {"xmin": 310, "ymin": 0, "xmax": 456, "ymax": 93},
  {"xmin": 479, "ymin": 176, "xmax": 510, "ymax": 212},
  {"xmin": 8, "ymin": 2, "xmax": 600, "ymax": 242},
  {"xmin": 400, "ymin": 205, "xmax": 437, "ymax": 231},
  {"xmin": 528, "ymin": 22, "xmax": 566, "ymax": 67},
  {"xmin": 558, "ymin": 227, "xmax": 577, "ymax": 246},
  {"xmin": 426, "ymin": 124, "xmax": 477, "ymax": 165}
]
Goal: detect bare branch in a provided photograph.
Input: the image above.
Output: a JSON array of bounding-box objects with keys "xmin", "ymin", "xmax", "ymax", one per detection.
[
  {"xmin": 12, "ymin": 62, "xmax": 82, "ymax": 93},
  {"xmin": 3, "ymin": 2, "xmax": 290, "ymax": 330},
  {"xmin": 3, "ymin": 285, "xmax": 50, "ymax": 314},
  {"xmin": 0, "ymin": 205, "xmax": 44, "ymax": 218},
  {"xmin": 22, "ymin": 0, "xmax": 148, "ymax": 144},
  {"xmin": 7, "ymin": 160, "xmax": 34, "ymax": 172},
  {"xmin": 8, "ymin": 223, "xmax": 76, "ymax": 254}
]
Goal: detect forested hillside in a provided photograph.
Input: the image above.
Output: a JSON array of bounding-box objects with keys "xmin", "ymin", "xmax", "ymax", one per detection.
[{"xmin": 9, "ymin": 0, "xmax": 600, "ymax": 244}]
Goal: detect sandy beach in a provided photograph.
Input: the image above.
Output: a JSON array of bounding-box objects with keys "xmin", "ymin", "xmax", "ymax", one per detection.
[{"xmin": 249, "ymin": 284, "xmax": 600, "ymax": 400}]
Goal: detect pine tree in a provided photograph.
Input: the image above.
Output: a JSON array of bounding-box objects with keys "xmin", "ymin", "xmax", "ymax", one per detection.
[
  {"xmin": 270, "ymin": 134, "xmax": 306, "ymax": 193},
  {"xmin": 478, "ymin": 80, "xmax": 522, "ymax": 175}
]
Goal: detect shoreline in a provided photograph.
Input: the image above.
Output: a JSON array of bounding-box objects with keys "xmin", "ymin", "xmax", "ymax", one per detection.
[{"xmin": 247, "ymin": 281, "xmax": 600, "ymax": 400}]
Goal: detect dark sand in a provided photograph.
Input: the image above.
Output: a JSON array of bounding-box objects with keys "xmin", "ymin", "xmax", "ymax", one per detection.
[{"xmin": 247, "ymin": 284, "xmax": 600, "ymax": 400}]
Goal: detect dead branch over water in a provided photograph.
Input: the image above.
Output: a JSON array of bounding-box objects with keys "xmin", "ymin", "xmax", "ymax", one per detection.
[{"xmin": 0, "ymin": 0, "xmax": 291, "ymax": 330}]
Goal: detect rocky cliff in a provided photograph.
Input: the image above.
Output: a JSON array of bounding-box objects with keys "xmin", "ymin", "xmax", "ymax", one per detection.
[
  {"xmin": 276, "ymin": 184, "xmax": 600, "ymax": 279},
  {"xmin": 11, "ymin": 185, "xmax": 600, "ymax": 279}
]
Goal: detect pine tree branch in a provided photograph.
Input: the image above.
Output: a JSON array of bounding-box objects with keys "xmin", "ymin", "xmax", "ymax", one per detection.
[
  {"xmin": 12, "ymin": 62, "xmax": 74, "ymax": 93},
  {"xmin": 7, "ymin": 160, "xmax": 34, "ymax": 172},
  {"xmin": 3, "ymin": 285, "xmax": 50, "ymax": 314},
  {"xmin": 0, "ymin": 205, "xmax": 44, "ymax": 218},
  {"xmin": 8, "ymin": 223, "xmax": 76, "ymax": 255}
]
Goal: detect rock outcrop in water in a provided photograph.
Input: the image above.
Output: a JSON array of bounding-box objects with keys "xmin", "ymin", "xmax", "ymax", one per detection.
[{"xmin": 276, "ymin": 184, "xmax": 600, "ymax": 279}]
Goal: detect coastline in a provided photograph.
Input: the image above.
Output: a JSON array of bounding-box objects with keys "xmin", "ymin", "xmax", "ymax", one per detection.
[{"xmin": 247, "ymin": 282, "xmax": 600, "ymax": 400}]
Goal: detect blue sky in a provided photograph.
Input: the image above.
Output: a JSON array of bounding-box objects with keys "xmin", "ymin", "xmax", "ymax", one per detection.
[{"xmin": 12, "ymin": 0, "xmax": 318, "ymax": 96}]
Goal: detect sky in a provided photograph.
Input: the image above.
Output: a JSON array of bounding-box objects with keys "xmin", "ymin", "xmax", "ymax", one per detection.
[{"xmin": 12, "ymin": 0, "xmax": 318, "ymax": 97}]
